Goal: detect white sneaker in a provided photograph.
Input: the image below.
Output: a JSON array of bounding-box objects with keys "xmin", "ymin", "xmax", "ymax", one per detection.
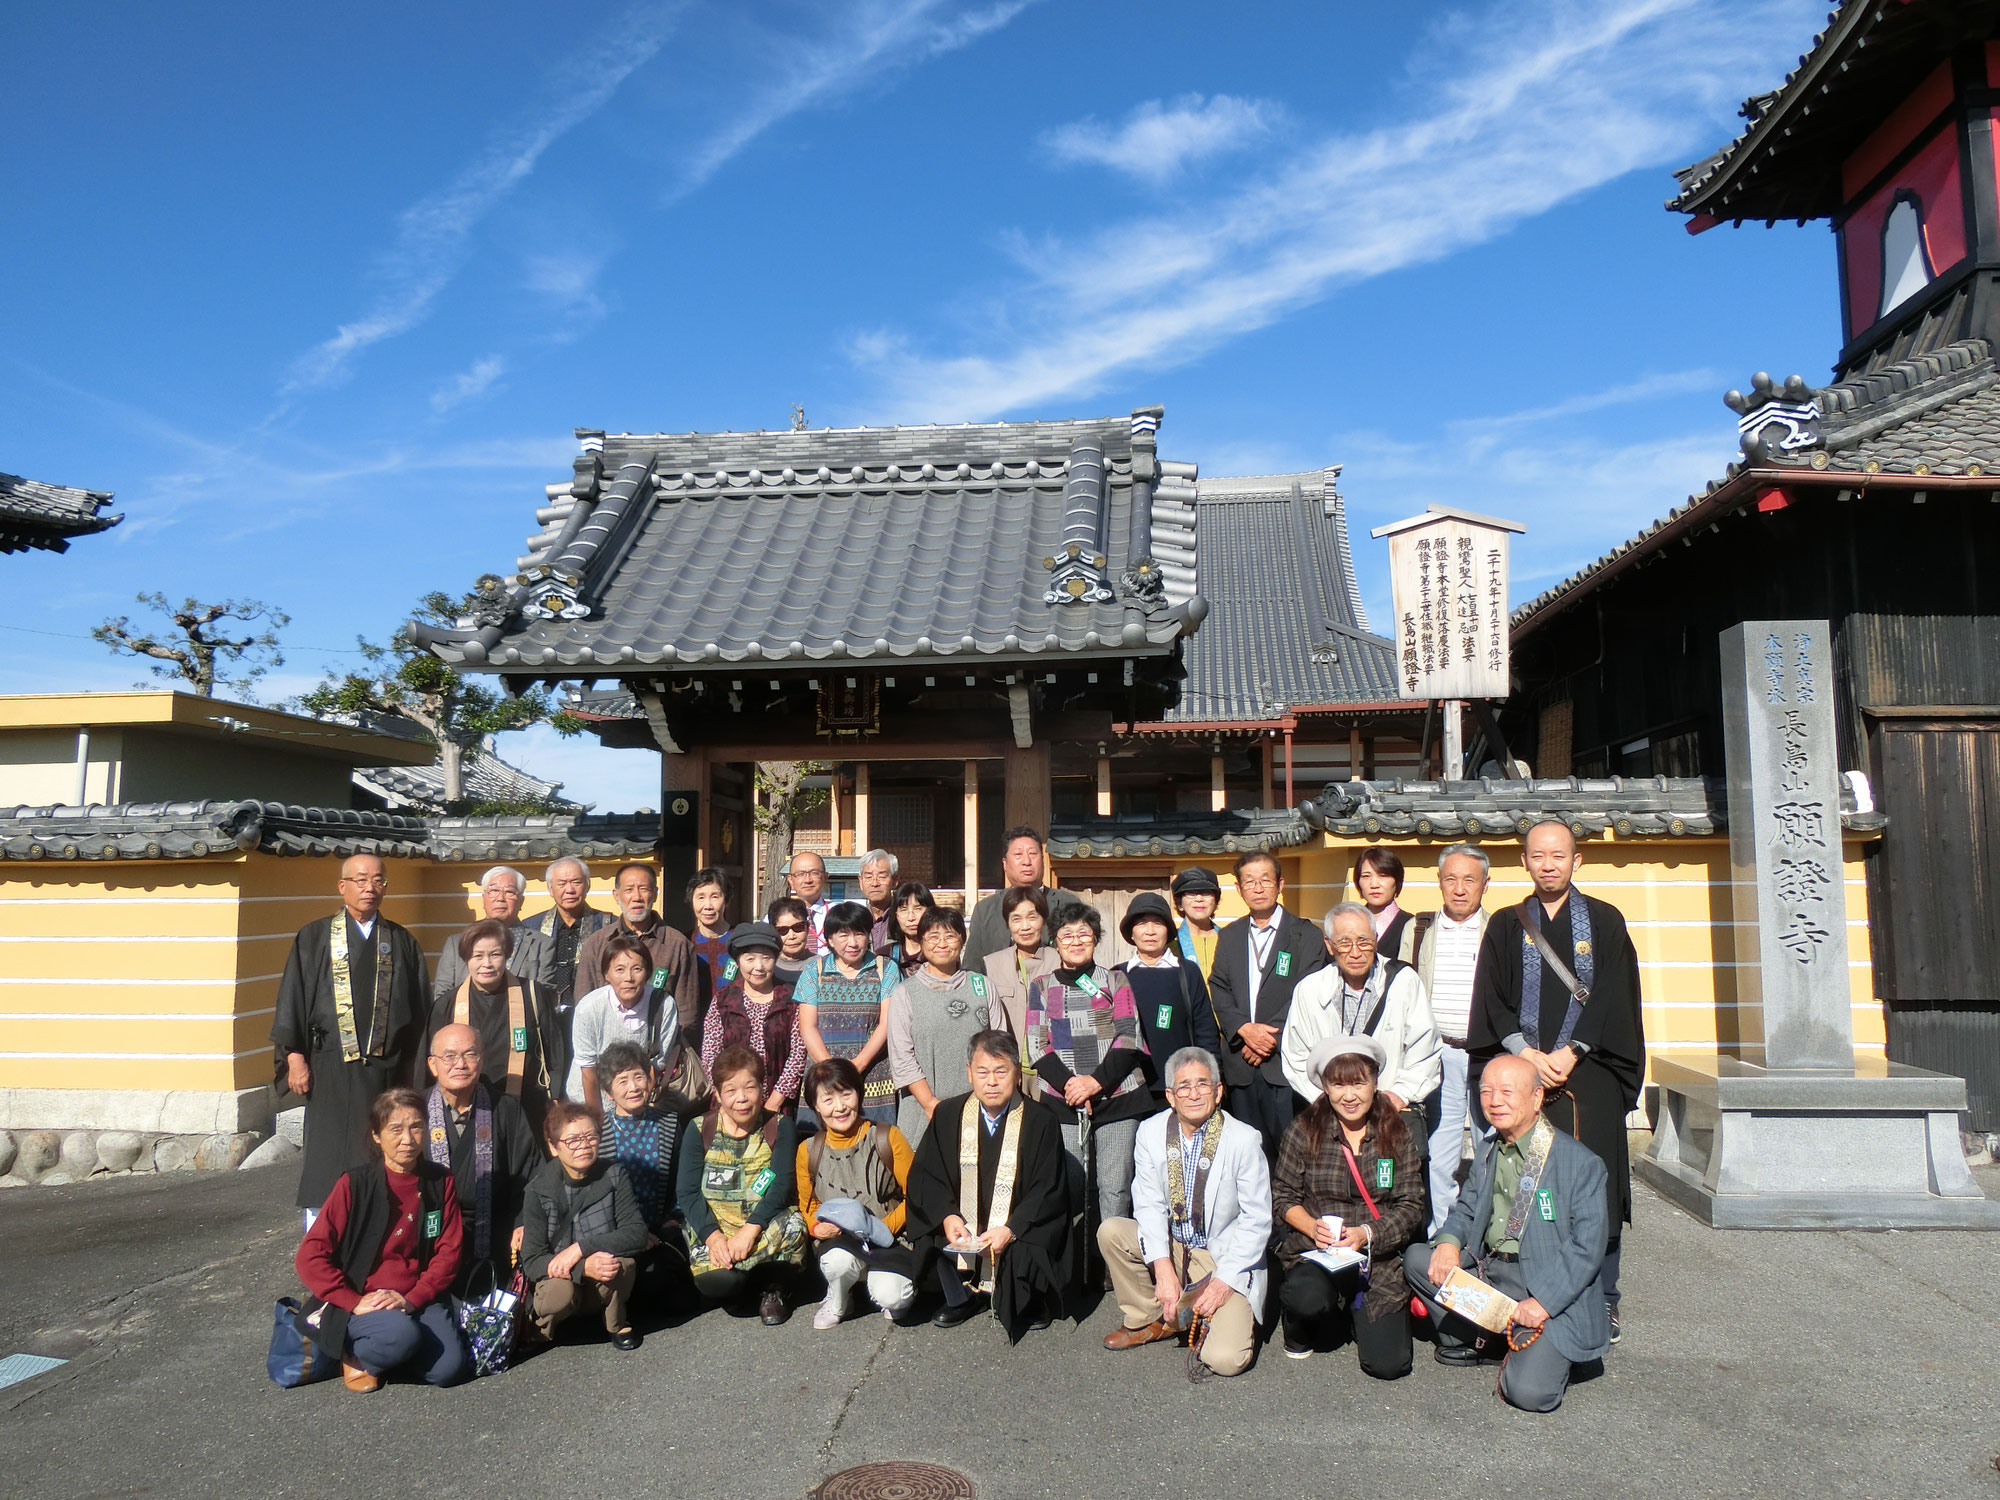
[{"xmin": 813, "ymin": 1296, "xmax": 847, "ymax": 1330}]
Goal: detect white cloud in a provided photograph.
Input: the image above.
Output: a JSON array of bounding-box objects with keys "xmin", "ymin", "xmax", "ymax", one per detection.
[
  {"xmin": 430, "ymin": 355, "xmax": 508, "ymax": 414},
  {"xmin": 851, "ymin": 0, "xmax": 1821, "ymax": 420},
  {"xmin": 281, "ymin": 2, "xmax": 683, "ymax": 396},
  {"xmin": 667, "ymin": 0, "xmax": 1038, "ymax": 201},
  {"xmin": 1043, "ymin": 94, "xmax": 1278, "ymax": 183}
]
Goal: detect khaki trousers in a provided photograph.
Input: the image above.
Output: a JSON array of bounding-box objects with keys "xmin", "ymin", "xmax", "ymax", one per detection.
[
  {"xmin": 533, "ymin": 1257, "xmax": 636, "ymax": 1336},
  {"xmin": 1097, "ymin": 1217, "xmax": 1256, "ymax": 1377}
]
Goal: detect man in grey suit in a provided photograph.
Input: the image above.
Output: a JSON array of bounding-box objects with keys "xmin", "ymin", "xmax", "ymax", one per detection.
[
  {"xmin": 1404, "ymin": 1052, "xmax": 1609, "ymax": 1412},
  {"xmin": 432, "ymin": 865, "xmax": 550, "ymax": 1001},
  {"xmin": 1097, "ymin": 1046, "xmax": 1270, "ymax": 1377},
  {"xmin": 1207, "ymin": 851, "xmax": 1330, "ymax": 1159}
]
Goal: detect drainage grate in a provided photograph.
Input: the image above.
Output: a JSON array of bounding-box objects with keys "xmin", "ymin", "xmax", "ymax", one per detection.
[
  {"xmin": 0, "ymin": 1353, "xmax": 66, "ymax": 1391},
  {"xmin": 812, "ymin": 1462, "xmax": 976, "ymax": 1500}
]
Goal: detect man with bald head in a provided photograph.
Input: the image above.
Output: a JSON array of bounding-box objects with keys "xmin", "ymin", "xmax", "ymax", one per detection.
[
  {"xmin": 1404, "ymin": 1053, "xmax": 1609, "ymax": 1409},
  {"xmin": 787, "ymin": 850, "xmax": 832, "ymax": 953},
  {"xmin": 1467, "ymin": 819, "xmax": 1644, "ymax": 1343},
  {"xmin": 425, "ymin": 1022, "xmax": 544, "ymax": 1294},
  {"xmin": 272, "ymin": 853, "xmax": 431, "ymax": 1223}
]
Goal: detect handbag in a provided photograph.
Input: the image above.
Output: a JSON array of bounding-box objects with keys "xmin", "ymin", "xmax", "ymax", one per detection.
[
  {"xmin": 266, "ymin": 1297, "xmax": 339, "ymax": 1388},
  {"xmin": 453, "ymin": 1261, "xmax": 526, "ymax": 1379},
  {"xmin": 658, "ymin": 1034, "xmax": 713, "ymax": 1114}
]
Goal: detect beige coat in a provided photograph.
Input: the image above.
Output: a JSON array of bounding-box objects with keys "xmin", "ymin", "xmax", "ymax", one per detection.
[{"xmin": 983, "ymin": 944, "xmax": 1057, "ymax": 1097}]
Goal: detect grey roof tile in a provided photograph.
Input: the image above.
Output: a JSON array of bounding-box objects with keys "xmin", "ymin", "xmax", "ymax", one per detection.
[
  {"xmin": 425, "ymin": 415, "xmax": 1207, "ymax": 675},
  {"xmin": 353, "ymin": 751, "xmax": 576, "ymax": 815},
  {"xmin": 1047, "ymin": 807, "xmax": 1314, "ymax": 858},
  {"xmin": 0, "ymin": 471, "xmax": 121, "ymax": 555},
  {"xmin": 1299, "ymin": 777, "xmax": 1884, "ymax": 840}
]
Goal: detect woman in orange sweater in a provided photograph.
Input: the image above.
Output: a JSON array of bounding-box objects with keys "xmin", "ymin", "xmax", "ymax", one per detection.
[{"xmin": 797, "ymin": 1057, "xmax": 918, "ymax": 1328}]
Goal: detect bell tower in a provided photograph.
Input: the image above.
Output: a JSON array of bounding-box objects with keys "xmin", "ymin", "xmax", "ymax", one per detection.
[{"xmin": 1671, "ymin": 2, "xmax": 2000, "ymax": 379}]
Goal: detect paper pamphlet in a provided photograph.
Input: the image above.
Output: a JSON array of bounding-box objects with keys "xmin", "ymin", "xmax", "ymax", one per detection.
[{"xmin": 1434, "ymin": 1267, "xmax": 1519, "ymax": 1332}]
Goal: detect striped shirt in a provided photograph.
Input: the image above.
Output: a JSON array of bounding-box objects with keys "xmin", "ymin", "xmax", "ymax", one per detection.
[{"xmin": 1429, "ymin": 912, "xmax": 1484, "ymax": 1038}]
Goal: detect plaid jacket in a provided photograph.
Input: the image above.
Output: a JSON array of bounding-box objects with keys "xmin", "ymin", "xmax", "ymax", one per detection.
[{"xmin": 1271, "ymin": 1112, "xmax": 1428, "ymax": 1315}]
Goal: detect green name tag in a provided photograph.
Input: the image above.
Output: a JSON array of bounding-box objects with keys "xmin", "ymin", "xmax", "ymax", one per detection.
[
  {"xmin": 1155, "ymin": 1003, "xmax": 1175, "ymax": 1032},
  {"xmin": 722, "ymin": 957, "xmax": 737, "ymax": 982},
  {"xmin": 422, "ymin": 1210, "xmax": 441, "ymax": 1239},
  {"xmin": 511, "ymin": 1025, "xmax": 528, "ymax": 1051},
  {"xmin": 969, "ymin": 973, "xmax": 988, "ymax": 998},
  {"xmin": 749, "ymin": 1167, "xmax": 775, "ymax": 1197},
  {"xmin": 1537, "ymin": 1189, "xmax": 1554, "ymax": 1222},
  {"xmin": 1275, "ymin": 952, "xmax": 1292, "ymax": 977},
  {"xmin": 1076, "ymin": 973, "xmax": 1102, "ymax": 997},
  {"xmin": 1375, "ymin": 1158, "xmax": 1393, "ymax": 1191},
  {"xmin": 650, "ymin": 966, "xmax": 670, "ymax": 989}
]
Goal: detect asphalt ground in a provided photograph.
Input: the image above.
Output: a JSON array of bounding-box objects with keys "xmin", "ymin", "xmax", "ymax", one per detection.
[{"xmin": 2, "ymin": 1163, "xmax": 1998, "ymax": 1500}]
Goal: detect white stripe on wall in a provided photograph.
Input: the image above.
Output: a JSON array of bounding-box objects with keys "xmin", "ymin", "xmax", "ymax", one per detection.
[
  {"xmin": 0, "ymin": 972, "xmax": 286, "ymax": 986},
  {"xmin": 0, "ymin": 1046, "xmax": 270, "ymax": 1060},
  {"xmin": 0, "ymin": 1008, "xmax": 276, "ymax": 1022}
]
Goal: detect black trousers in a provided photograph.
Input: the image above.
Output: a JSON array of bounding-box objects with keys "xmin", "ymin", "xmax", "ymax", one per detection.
[
  {"xmin": 1279, "ymin": 1260, "xmax": 1413, "ymax": 1379},
  {"xmin": 1226, "ymin": 1077, "xmax": 1302, "ymax": 1160}
]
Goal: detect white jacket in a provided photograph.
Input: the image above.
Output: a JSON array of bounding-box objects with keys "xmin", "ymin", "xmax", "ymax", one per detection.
[
  {"xmin": 1130, "ymin": 1107, "xmax": 1270, "ymax": 1318},
  {"xmin": 1281, "ymin": 955, "xmax": 1441, "ymax": 1108}
]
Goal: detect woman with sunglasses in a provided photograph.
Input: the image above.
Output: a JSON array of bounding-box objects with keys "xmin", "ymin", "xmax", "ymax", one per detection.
[{"xmin": 766, "ymin": 896, "xmax": 814, "ymax": 985}]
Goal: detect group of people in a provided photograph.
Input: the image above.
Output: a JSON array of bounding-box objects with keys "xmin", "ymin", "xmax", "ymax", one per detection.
[{"xmin": 272, "ymin": 820, "xmax": 1643, "ymax": 1411}]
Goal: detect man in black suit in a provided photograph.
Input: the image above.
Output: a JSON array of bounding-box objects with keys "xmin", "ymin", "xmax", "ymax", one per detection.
[{"xmin": 1207, "ymin": 851, "xmax": 1329, "ymax": 1159}]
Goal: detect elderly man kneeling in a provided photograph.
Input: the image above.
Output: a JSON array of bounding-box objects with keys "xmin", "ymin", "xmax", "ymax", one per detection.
[
  {"xmin": 1096, "ymin": 1046, "xmax": 1270, "ymax": 1377},
  {"xmin": 1403, "ymin": 1053, "xmax": 1609, "ymax": 1411}
]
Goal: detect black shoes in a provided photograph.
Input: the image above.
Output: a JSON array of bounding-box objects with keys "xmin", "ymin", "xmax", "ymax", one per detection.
[
  {"xmin": 931, "ymin": 1295, "xmax": 986, "ymax": 1329},
  {"xmin": 759, "ymin": 1288, "xmax": 790, "ymax": 1326},
  {"xmin": 611, "ymin": 1326, "xmax": 641, "ymax": 1351},
  {"xmin": 1434, "ymin": 1339, "xmax": 1501, "ymax": 1366}
]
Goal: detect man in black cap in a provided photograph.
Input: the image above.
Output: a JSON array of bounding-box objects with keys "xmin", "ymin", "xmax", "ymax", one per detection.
[
  {"xmin": 1171, "ymin": 867, "xmax": 1225, "ymax": 981},
  {"xmin": 1121, "ymin": 892, "xmax": 1221, "ymax": 1068}
]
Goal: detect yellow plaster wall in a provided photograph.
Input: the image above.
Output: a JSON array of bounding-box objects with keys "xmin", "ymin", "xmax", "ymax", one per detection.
[
  {"xmin": 1146, "ymin": 835, "xmax": 1884, "ymax": 1080},
  {"xmin": 0, "ymin": 852, "xmax": 649, "ymax": 1096}
]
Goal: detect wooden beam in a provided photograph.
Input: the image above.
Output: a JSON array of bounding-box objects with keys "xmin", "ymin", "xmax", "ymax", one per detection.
[
  {"xmin": 1002, "ymin": 742, "xmax": 1050, "ymax": 834},
  {"xmin": 1349, "ymin": 726, "xmax": 1363, "ymax": 782},
  {"xmin": 1283, "ymin": 727, "xmax": 1295, "ymax": 808},
  {"xmin": 962, "ymin": 760, "xmax": 979, "ymax": 907},
  {"xmin": 1096, "ymin": 756, "xmax": 1113, "ymax": 817},
  {"xmin": 854, "ymin": 763, "xmax": 871, "ymax": 854},
  {"xmin": 1210, "ymin": 753, "xmax": 1226, "ymax": 812},
  {"xmin": 1260, "ymin": 735, "xmax": 1275, "ymax": 808},
  {"xmin": 829, "ymin": 770, "xmax": 844, "ymax": 857},
  {"xmin": 681, "ymin": 740, "xmax": 1015, "ymax": 763}
]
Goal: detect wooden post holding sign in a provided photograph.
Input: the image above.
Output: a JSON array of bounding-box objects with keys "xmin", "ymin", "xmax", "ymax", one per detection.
[{"xmin": 1370, "ymin": 505, "xmax": 1526, "ymax": 778}]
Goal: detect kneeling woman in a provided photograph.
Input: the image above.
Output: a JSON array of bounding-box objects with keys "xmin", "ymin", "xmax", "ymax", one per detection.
[
  {"xmin": 798, "ymin": 1057, "xmax": 918, "ymax": 1327},
  {"xmin": 521, "ymin": 1100, "xmax": 649, "ymax": 1351},
  {"xmin": 677, "ymin": 1045, "xmax": 807, "ymax": 1325},
  {"xmin": 1273, "ymin": 1036, "xmax": 1427, "ymax": 1376},
  {"xmin": 294, "ymin": 1087, "xmax": 468, "ymax": 1392}
]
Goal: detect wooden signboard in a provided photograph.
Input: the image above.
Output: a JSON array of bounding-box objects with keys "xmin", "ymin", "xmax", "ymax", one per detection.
[{"xmin": 1370, "ymin": 505, "xmax": 1525, "ymax": 702}]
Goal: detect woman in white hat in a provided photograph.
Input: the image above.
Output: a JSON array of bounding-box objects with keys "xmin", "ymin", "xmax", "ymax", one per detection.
[{"xmin": 1271, "ymin": 1034, "xmax": 1428, "ymax": 1375}]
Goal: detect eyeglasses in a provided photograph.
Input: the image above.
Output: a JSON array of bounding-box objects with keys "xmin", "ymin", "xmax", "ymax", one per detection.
[
  {"xmin": 1169, "ymin": 1080, "xmax": 1217, "ymax": 1097},
  {"xmin": 773, "ymin": 922, "xmax": 807, "ymax": 935},
  {"xmin": 430, "ymin": 1050, "xmax": 481, "ymax": 1066},
  {"xmin": 1330, "ymin": 937, "xmax": 1377, "ymax": 953},
  {"xmin": 555, "ymin": 1134, "xmax": 598, "ymax": 1150},
  {"xmin": 340, "ymin": 875, "xmax": 387, "ymax": 888}
]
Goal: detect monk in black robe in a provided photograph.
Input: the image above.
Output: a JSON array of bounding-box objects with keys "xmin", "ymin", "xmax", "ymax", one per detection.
[
  {"xmin": 905, "ymin": 1029, "xmax": 1071, "ymax": 1341},
  {"xmin": 1468, "ymin": 820, "xmax": 1644, "ymax": 1329},
  {"xmin": 271, "ymin": 854, "xmax": 430, "ymax": 1216},
  {"xmin": 425, "ymin": 1023, "xmax": 545, "ymax": 1294}
]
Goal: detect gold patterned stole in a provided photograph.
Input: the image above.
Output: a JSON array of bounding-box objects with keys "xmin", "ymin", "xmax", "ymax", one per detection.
[
  {"xmin": 957, "ymin": 1098, "xmax": 1024, "ymax": 1293},
  {"xmin": 329, "ymin": 914, "xmax": 394, "ymax": 1062},
  {"xmin": 454, "ymin": 979, "xmax": 529, "ymax": 1098}
]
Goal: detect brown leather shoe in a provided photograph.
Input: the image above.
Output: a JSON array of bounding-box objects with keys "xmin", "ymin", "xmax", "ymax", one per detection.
[
  {"xmin": 341, "ymin": 1360, "xmax": 380, "ymax": 1393},
  {"xmin": 1103, "ymin": 1319, "xmax": 1176, "ymax": 1350}
]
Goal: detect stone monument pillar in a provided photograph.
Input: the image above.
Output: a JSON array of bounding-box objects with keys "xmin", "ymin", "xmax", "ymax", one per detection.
[
  {"xmin": 1718, "ymin": 621, "xmax": 1852, "ymax": 1070},
  {"xmin": 1637, "ymin": 620, "xmax": 2000, "ymax": 1228}
]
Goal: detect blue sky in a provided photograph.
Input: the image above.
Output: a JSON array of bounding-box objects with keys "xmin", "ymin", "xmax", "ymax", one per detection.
[{"xmin": 3, "ymin": 0, "xmax": 1837, "ymax": 809}]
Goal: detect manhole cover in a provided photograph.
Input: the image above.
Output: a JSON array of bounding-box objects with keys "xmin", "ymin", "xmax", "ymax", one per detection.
[{"xmin": 813, "ymin": 1462, "xmax": 975, "ymax": 1500}]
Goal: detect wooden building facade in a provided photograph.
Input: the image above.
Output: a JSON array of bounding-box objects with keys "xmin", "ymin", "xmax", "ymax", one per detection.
[{"xmin": 1498, "ymin": 0, "xmax": 2000, "ymax": 1126}]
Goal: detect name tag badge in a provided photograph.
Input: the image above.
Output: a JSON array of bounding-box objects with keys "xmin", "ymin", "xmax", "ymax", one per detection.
[
  {"xmin": 969, "ymin": 973, "xmax": 988, "ymax": 999},
  {"xmin": 511, "ymin": 1025, "xmax": 528, "ymax": 1051},
  {"xmin": 1076, "ymin": 972, "xmax": 1102, "ymax": 998},
  {"xmin": 1275, "ymin": 952, "xmax": 1292, "ymax": 978},
  {"xmin": 1375, "ymin": 1157, "xmax": 1394, "ymax": 1191},
  {"xmin": 650, "ymin": 966, "xmax": 670, "ymax": 990},
  {"xmin": 749, "ymin": 1167, "xmax": 776, "ymax": 1197},
  {"xmin": 722, "ymin": 957, "xmax": 737, "ymax": 982},
  {"xmin": 1537, "ymin": 1188, "xmax": 1555, "ymax": 1222},
  {"xmin": 422, "ymin": 1209, "xmax": 441, "ymax": 1239},
  {"xmin": 1155, "ymin": 1003, "xmax": 1175, "ymax": 1032}
]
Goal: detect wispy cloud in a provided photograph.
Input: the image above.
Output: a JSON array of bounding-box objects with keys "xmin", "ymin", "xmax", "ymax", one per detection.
[
  {"xmin": 281, "ymin": 2, "xmax": 684, "ymax": 396},
  {"xmin": 523, "ymin": 249, "xmax": 611, "ymax": 342},
  {"xmin": 1043, "ymin": 94, "xmax": 1278, "ymax": 183},
  {"xmin": 853, "ymin": 0, "xmax": 1818, "ymax": 420},
  {"xmin": 667, "ymin": 0, "xmax": 1038, "ymax": 201},
  {"xmin": 430, "ymin": 354, "xmax": 509, "ymax": 414}
]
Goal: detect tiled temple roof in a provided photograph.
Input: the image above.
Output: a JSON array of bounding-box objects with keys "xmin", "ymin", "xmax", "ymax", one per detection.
[
  {"xmin": 1047, "ymin": 807, "xmax": 1314, "ymax": 859},
  {"xmin": 0, "ymin": 471, "xmax": 121, "ymax": 555}
]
